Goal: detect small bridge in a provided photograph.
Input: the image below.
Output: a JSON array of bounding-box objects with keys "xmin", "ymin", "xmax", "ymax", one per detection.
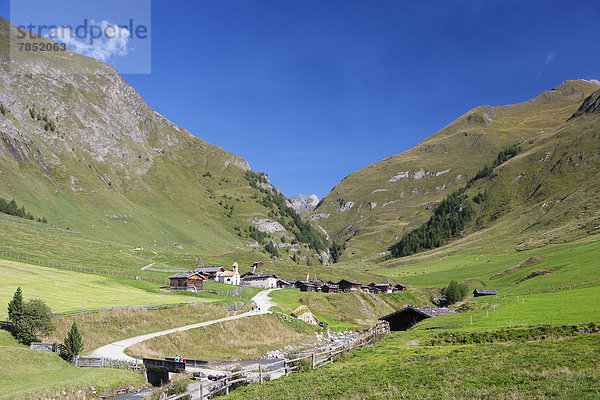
[{"xmin": 143, "ymin": 358, "xmax": 186, "ymax": 386}]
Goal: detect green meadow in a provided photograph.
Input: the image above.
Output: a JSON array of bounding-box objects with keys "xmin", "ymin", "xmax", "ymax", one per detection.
[
  {"xmin": 0, "ymin": 331, "xmax": 144, "ymax": 400},
  {"xmin": 228, "ymin": 332, "xmax": 600, "ymax": 400},
  {"xmin": 0, "ymin": 259, "xmax": 227, "ymax": 319}
]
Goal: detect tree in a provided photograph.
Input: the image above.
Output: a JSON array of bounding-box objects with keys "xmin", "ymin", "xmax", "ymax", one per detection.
[
  {"xmin": 64, "ymin": 321, "xmax": 83, "ymax": 358},
  {"xmin": 13, "ymin": 299, "xmax": 54, "ymax": 345},
  {"xmin": 442, "ymin": 280, "xmax": 463, "ymax": 304},
  {"xmin": 329, "ymin": 242, "xmax": 344, "ymax": 263},
  {"xmin": 7, "ymin": 287, "xmax": 23, "ymax": 323}
]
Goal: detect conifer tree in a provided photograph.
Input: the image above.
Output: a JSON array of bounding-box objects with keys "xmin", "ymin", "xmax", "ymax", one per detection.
[{"xmin": 64, "ymin": 321, "xmax": 84, "ymax": 357}]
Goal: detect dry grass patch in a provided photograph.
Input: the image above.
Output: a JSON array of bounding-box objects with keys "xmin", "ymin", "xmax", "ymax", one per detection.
[
  {"xmin": 127, "ymin": 314, "xmax": 314, "ymax": 361},
  {"xmin": 43, "ymin": 304, "xmax": 234, "ymax": 353}
]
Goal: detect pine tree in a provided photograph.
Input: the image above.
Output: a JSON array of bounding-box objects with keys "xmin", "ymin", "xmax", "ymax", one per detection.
[
  {"xmin": 7, "ymin": 287, "xmax": 23, "ymax": 323},
  {"xmin": 64, "ymin": 321, "xmax": 84, "ymax": 357}
]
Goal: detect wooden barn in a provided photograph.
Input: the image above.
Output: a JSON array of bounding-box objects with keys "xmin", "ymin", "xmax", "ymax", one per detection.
[
  {"xmin": 195, "ymin": 266, "xmax": 225, "ymax": 281},
  {"xmin": 369, "ymin": 282, "xmax": 393, "ymax": 294},
  {"xmin": 322, "ymin": 283, "xmax": 339, "ymax": 293},
  {"xmin": 276, "ymin": 279, "xmax": 294, "ymax": 289},
  {"xmin": 394, "ymin": 284, "xmax": 407, "ymax": 292},
  {"xmin": 379, "ymin": 306, "xmax": 456, "ymax": 331},
  {"xmin": 169, "ymin": 271, "xmax": 207, "ymax": 292},
  {"xmin": 473, "ymin": 289, "xmax": 499, "ymax": 297},
  {"xmin": 338, "ymin": 279, "xmax": 363, "ymax": 292},
  {"xmin": 298, "ymin": 282, "xmax": 317, "ymax": 292}
]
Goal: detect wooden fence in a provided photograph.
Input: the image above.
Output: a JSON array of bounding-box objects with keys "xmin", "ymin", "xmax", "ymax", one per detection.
[
  {"xmin": 30, "ymin": 342, "xmax": 63, "ymax": 353},
  {"xmin": 72, "ymin": 356, "xmax": 144, "ymax": 372},
  {"xmin": 51, "ymin": 300, "xmax": 245, "ymax": 318},
  {"xmin": 0, "ymin": 320, "xmax": 14, "ymax": 331},
  {"xmin": 0, "ymin": 251, "xmax": 169, "ymax": 286},
  {"xmin": 169, "ymin": 321, "xmax": 390, "ymax": 399}
]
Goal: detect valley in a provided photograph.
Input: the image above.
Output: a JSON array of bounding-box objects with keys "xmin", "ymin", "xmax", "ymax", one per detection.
[{"xmin": 0, "ymin": 9, "xmax": 599, "ymax": 400}]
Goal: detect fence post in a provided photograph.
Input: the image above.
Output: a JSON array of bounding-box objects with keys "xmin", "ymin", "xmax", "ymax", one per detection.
[
  {"xmin": 199, "ymin": 383, "xmax": 204, "ymax": 399},
  {"xmin": 259, "ymin": 364, "xmax": 263, "ymax": 384},
  {"xmin": 312, "ymin": 352, "xmax": 316, "ymax": 369}
]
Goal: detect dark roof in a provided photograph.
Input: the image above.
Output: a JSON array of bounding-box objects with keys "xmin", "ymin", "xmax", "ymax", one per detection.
[
  {"xmin": 242, "ymin": 273, "xmax": 278, "ymax": 280},
  {"xmin": 379, "ymin": 306, "xmax": 456, "ymax": 321},
  {"xmin": 195, "ymin": 266, "xmax": 225, "ymax": 274},
  {"xmin": 324, "ymin": 284, "xmax": 339, "ymax": 289},
  {"xmin": 371, "ymin": 283, "xmax": 391, "ymax": 288},
  {"xmin": 338, "ymin": 279, "xmax": 363, "ymax": 285},
  {"xmin": 394, "ymin": 284, "xmax": 406, "ymax": 288},
  {"xmin": 326, "ymin": 281, "xmax": 338, "ymax": 285},
  {"xmin": 169, "ymin": 271, "xmax": 206, "ymax": 279},
  {"xmin": 473, "ymin": 289, "xmax": 499, "ymax": 295}
]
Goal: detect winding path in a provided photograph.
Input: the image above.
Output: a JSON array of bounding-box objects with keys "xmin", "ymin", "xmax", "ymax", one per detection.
[{"xmin": 91, "ymin": 289, "xmax": 279, "ymax": 362}]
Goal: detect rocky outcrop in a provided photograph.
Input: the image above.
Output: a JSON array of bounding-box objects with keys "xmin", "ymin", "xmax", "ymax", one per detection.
[
  {"xmin": 569, "ymin": 89, "xmax": 600, "ymax": 120},
  {"xmin": 288, "ymin": 194, "xmax": 319, "ymax": 212}
]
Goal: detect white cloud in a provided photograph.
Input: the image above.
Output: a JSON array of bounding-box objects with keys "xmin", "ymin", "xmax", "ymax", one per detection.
[
  {"xmin": 47, "ymin": 20, "xmax": 130, "ymax": 62},
  {"xmin": 544, "ymin": 52, "xmax": 555, "ymax": 65}
]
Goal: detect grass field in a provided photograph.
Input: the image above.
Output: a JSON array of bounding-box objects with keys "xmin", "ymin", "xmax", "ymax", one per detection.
[
  {"xmin": 228, "ymin": 332, "xmax": 600, "ymax": 399},
  {"xmin": 372, "ymin": 235, "xmax": 600, "ymax": 293},
  {"xmin": 418, "ymin": 284, "xmax": 600, "ymax": 330},
  {"xmin": 270, "ymin": 289, "xmax": 430, "ymax": 330},
  {"xmin": 0, "ymin": 331, "xmax": 144, "ymax": 400},
  {"xmin": 126, "ymin": 313, "xmax": 320, "ymax": 362},
  {"xmin": 0, "ymin": 259, "xmax": 231, "ymax": 319}
]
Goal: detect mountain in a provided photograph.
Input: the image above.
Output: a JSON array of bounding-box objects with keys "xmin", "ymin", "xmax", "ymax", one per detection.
[
  {"xmin": 312, "ymin": 79, "xmax": 600, "ymax": 260},
  {"xmin": 0, "ymin": 18, "xmax": 326, "ymax": 263},
  {"xmin": 288, "ymin": 194, "xmax": 319, "ymax": 213}
]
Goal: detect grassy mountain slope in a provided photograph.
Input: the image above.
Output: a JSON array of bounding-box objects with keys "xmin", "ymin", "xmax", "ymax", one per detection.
[
  {"xmin": 0, "ymin": 17, "xmax": 332, "ymax": 269},
  {"xmin": 313, "ymin": 79, "xmax": 600, "ymax": 260}
]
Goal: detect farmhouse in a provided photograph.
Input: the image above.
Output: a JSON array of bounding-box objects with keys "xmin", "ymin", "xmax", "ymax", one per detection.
[
  {"xmin": 369, "ymin": 282, "xmax": 393, "ymax": 294},
  {"xmin": 195, "ymin": 266, "xmax": 225, "ymax": 281},
  {"xmin": 298, "ymin": 282, "xmax": 317, "ymax": 292},
  {"xmin": 322, "ymin": 283, "xmax": 338, "ymax": 293},
  {"xmin": 394, "ymin": 284, "xmax": 407, "ymax": 292},
  {"xmin": 379, "ymin": 306, "xmax": 456, "ymax": 331},
  {"xmin": 338, "ymin": 279, "xmax": 363, "ymax": 292},
  {"xmin": 473, "ymin": 289, "xmax": 499, "ymax": 297},
  {"xmin": 276, "ymin": 279, "xmax": 294, "ymax": 289},
  {"xmin": 169, "ymin": 271, "xmax": 207, "ymax": 292},
  {"xmin": 242, "ymin": 273, "xmax": 278, "ymax": 289},
  {"xmin": 218, "ymin": 262, "xmax": 240, "ymax": 285}
]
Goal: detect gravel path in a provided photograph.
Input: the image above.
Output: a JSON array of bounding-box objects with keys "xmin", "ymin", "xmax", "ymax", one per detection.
[{"xmin": 91, "ymin": 289, "xmax": 279, "ymax": 362}]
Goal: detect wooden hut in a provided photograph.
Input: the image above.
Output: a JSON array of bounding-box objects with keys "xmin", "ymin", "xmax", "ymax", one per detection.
[
  {"xmin": 379, "ymin": 306, "xmax": 456, "ymax": 331},
  {"xmin": 473, "ymin": 289, "xmax": 498, "ymax": 297},
  {"xmin": 195, "ymin": 266, "xmax": 225, "ymax": 281},
  {"xmin": 394, "ymin": 284, "xmax": 407, "ymax": 292},
  {"xmin": 169, "ymin": 271, "xmax": 207, "ymax": 292},
  {"xmin": 369, "ymin": 282, "xmax": 393, "ymax": 294},
  {"xmin": 322, "ymin": 283, "xmax": 339, "ymax": 293},
  {"xmin": 338, "ymin": 279, "xmax": 363, "ymax": 292}
]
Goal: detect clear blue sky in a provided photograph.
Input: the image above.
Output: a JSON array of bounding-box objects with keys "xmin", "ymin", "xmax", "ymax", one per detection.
[{"xmin": 2, "ymin": 1, "xmax": 599, "ymax": 198}]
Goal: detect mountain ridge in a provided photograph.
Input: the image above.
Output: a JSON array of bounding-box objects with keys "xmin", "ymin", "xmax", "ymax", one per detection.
[{"xmin": 312, "ymin": 79, "xmax": 600, "ymax": 261}]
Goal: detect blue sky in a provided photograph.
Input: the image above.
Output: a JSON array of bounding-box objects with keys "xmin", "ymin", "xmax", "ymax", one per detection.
[{"xmin": 2, "ymin": 1, "xmax": 600, "ymax": 198}]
